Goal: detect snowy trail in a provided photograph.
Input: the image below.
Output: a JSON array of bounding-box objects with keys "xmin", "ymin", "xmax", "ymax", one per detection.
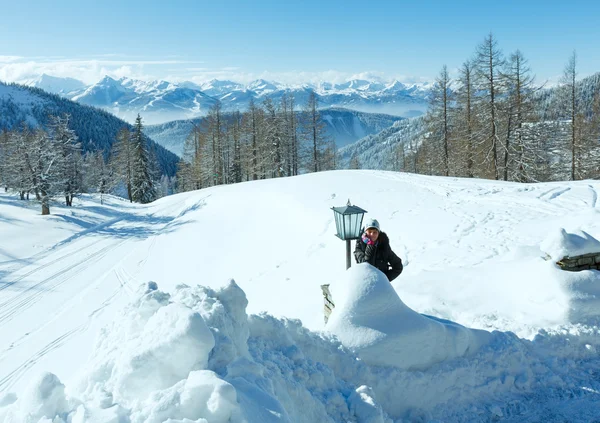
[{"xmin": 0, "ymin": 197, "xmax": 183, "ymax": 395}]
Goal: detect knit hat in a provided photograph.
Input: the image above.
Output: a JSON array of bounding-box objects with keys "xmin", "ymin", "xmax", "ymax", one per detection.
[{"xmin": 364, "ymin": 218, "xmax": 380, "ymax": 232}]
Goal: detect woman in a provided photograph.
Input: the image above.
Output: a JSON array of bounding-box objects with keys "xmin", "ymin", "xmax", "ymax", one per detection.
[{"xmin": 354, "ymin": 218, "xmax": 403, "ymax": 282}]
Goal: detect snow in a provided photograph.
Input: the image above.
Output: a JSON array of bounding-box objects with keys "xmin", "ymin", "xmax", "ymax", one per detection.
[
  {"xmin": 541, "ymin": 228, "xmax": 600, "ymax": 261},
  {"xmin": 326, "ymin": 263, "xmax": 491, "ymax": 369},
  {"xmin": 2, "ymin": 171, "xmax": 600, "ymax": 421}
]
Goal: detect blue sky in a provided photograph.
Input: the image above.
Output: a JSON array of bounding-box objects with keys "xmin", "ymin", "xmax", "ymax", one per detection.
[{"xmin": 1, "ymin": 0, "xmax": 599, "ymax": 85}]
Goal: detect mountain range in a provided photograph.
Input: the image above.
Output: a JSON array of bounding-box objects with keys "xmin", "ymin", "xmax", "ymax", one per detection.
[
  {"xmin": 19, "ymin": 74, "xmax": 431, "ymax": 125},
  {"xmin": 0, "ymin": 82, "xmax": 180, "ymax": 176}
]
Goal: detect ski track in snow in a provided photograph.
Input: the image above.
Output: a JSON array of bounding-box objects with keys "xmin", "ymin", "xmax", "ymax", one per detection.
[
  {"xmin": 0, "ymin": 196, "xmax": 185, "ymax": 396},
  {"xmin": 0, "ymin": 238, "xmax": 128, "ymax": 327}
]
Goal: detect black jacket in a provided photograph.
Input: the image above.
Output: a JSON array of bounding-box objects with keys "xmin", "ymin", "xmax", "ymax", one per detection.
[{"xmin": 354, "ymin": 231, "xmax": 403, "ymax": 282}]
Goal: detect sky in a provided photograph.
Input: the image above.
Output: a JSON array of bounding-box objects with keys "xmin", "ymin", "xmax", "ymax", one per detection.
[{"xmin": 1, "ymin": 0, "xmax": 599, "ymax": 86}]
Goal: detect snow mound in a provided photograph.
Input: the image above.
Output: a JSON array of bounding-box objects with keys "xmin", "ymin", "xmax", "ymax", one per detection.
[
  {"xmin": 326, "ymin": 263, "xmax": 491, "ymax": 369},
  {"xmin": 541, "ymin": 228, "xmax": 600, "ymax": 261},
  {"xmin": 1, "ymin": 372, "xmax": 69, "ymax": 423}
]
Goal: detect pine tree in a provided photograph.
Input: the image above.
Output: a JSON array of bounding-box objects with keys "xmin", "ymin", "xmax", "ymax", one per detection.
[{"xmin": 131, "ymin": 114, "xmax": 156, "ymax": 204}]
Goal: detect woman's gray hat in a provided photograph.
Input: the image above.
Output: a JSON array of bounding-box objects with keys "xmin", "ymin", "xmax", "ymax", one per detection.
[{"xmin": 364, "ymin": 218, "xmax": 380, "ymax": 231}]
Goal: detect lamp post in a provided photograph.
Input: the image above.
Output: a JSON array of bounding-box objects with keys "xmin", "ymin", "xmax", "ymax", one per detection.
[{"xmin": 331, "ymin": 200, "xmax": 367, "ymax": 269}]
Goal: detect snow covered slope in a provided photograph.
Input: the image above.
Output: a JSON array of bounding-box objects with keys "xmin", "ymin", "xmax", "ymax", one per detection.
[{"xmin": 1, "ymin": 171, "xmax": 600, "ymax": 421}]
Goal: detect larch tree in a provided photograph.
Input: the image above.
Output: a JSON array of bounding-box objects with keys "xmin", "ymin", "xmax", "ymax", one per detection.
[
  {"xmin": 502, "ymin": 50, "xmax": 539, "ymax": 182},
  {"xmin": 48, "ymin": 114, "xmax": 82, "ymax": 206},
  {"xmin": 427, "ymin": 65, "xmax": 453, "ymax": 176},
  {"xmin": 303, "ymin": 91, "xmax": 328, "ymax": 173},
  {"xmin": 561, "ymin": 51, "xmax": 580, "ymax": 181},
  {"xmin": 454, "ymin": 60, "xmax": 476, "ymax": 177},
  {"xmin": 110, "ymin": 127, "xmax": 134, "ymax": 202},
  {"xmin": 474, "ymin": 32, "xmax": 505, "ymax": 180}
]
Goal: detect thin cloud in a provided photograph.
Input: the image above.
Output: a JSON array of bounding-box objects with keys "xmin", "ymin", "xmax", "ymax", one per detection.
[
  {"xmin": 0, "ymin": 56, "xmax": 431, "ymax": 87},
  {"xmin": 0, "ymin": 56, "xmax": 23, "ymax": 63}
]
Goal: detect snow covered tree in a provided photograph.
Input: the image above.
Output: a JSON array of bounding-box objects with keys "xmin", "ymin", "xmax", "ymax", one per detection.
[
  {"xmin": 0, "ymin": 129, "xmax": 8, "ymax": 191},
  {"xmin": 48, "ymin": 114, "xmax": 82, "ymax": 206},
  {"xmin": 131, "ymin": 114, "xmax": 156, "ymax": 204},
  {"xmin": 84, "ymin": 151, "xmax": 113, "ymax": 204}
]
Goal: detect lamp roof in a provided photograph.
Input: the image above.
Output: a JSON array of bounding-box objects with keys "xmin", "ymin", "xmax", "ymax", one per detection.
[{"xmin": 331, "ymin": 204, "xmax": 368, "ymax": 215}]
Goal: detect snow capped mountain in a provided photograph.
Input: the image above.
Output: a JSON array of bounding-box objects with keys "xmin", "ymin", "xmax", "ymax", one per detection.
[
  {"xmin": 246, "ymin": 78, "xmax": 280, "ymax": 94},
  {"xmin": 21, "ymin": 73, "xmax": 87, "ymax": 95},
  {"xmin": 71, "ymin": 76, "xmax": 218, "ymax": 124},
  {"xmin": 13, "ymin": 74, "xmax": 431, "ymax": 125},
  {"xmin": 0, "ymin": 81, "xmax": 180, "ymax": 176},
  {"xmin": 71, "ymin": 75, "xmax": 129, "ymax": 106},
  {"xmin": 198, "ymin": 79, "xmax": 244, "ymax": 97}
]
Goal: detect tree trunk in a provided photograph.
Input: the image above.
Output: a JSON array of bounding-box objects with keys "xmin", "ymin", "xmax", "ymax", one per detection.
[
  {"xmin": 41, "ymin": 191, "xmax": 50, "ymax": 215},
  {"xmin": 503, "ymin": 107, "xmax": 513, "ymax": 181}
]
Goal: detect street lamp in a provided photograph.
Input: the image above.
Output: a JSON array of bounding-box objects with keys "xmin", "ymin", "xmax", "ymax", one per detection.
[{"xmin": 331, "ymin": 199, "xmax": 367, "ymax": 269}]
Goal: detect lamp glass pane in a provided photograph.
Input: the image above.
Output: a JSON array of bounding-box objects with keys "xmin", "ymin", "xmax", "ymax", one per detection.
[
  {"xmin": 343, "ymin": 214, "xmax": 352, "ymax": 239},
  {"xmin": 351, "ymin": 213, "xmax": 361, "ymax": 238},
  {"xmin": 333, "ymin": 212, "xmax": 341, "ymax": 237}
]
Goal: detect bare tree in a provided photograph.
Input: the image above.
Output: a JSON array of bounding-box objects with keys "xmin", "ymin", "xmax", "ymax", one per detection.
[
  {"xmin": 427, "ymin": 65, "xmax": 453, "ymax": 176},
  {"xmin": 454, "ymin": 60, "xmax": 476, "ymax": 177},
  {"xmin": 561, "ymin": 51, "xmax": 579, "ymax": 180},
  {"xmin": 302, "ymin": 91, "xmax": 328, "ymax": 173},
  {"xmin": 110, "ymin": 127, "xmax": 134, "ymax": 201},
  {"xmin": 502, "ymin": 50, "xmax": 540, "ymax": 182},
  {"xmin": 474, "ymin": 32, "xmax": 505, "ymax": 180}
]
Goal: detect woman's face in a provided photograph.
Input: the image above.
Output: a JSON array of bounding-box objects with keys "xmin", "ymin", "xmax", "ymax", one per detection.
[{"xmin": 365, "ymin": 228, "xmax": 379, "ymax": 242}]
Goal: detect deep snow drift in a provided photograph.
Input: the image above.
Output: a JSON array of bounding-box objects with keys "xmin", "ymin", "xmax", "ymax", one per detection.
[
  {"xmin": 326, "ymin": 264, "xmax": 491, "ymax": 370},
  {"xmin": 2, "ymin": 270, "xmax": 600, "ymax": 422},
  {"xmin": 2, "ymin": 171, "xmax": 600, "ymax": 421}
]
